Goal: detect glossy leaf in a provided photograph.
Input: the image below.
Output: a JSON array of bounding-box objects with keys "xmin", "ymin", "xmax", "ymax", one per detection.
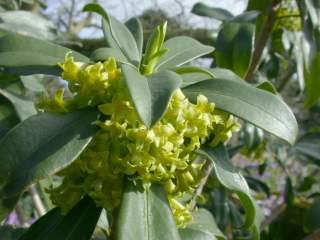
[
  {"xmin": 115, "ymin": 180, "xmax": 180, "ymax": 240},
  {"xmin": 191, "ymin": 2, "xmax": 233, "ymax": 22},
  {"xmin": 156, "ymin": 36, "xmax": 214, "ymax": 70},
  {"xmin": 182, "ymin": 78, "xmax": 298, "ymax": 145},
  {"xmin": 179, "ymin": 67, "xmax": 242, "ymax": 88},
  {"xmin": 215, "ymin": 13, "xmax": 256, "ymax": 78},
  {"xmin": 198, "ymin": 145, "xmax": 263, "ymax": 239},
  {"xmin": 121, "ymin": 64, "xmax": 181, "ymax": 127},
  {"xmin": 0, "ymin": 81, "xmax": 37, "ymax": 121},
  {"xmin": 83, "ymin": 3, "xmax": 140, "ymax": 65},
  {"xmin": 0, "ymin": 33, "xmax": 89, "ymax": 75},
  {"xmin": 256, "ymin": 81, "xmax": 278, "ymax": 95},
  {"xmin": 97, "ymin": 209, "xmax": 110, "ymax": 234},
  {"xmin": 20, "ymin": 75, "xmax": 46, "ymax": 93},
  {"xmin": 20, "ymin": 196, "xmax": 102, "ymax": 240},
  {"xmin": 90, "ymin": 47, "xmax": 127, "ymax": 62},
  {"xmin": 0, "ymin": 10, "xmax": 57, "ymax": 40},
  {"xmin": 0, "ymin": 110, "xmax": 99, "ymax": 220},
  {"xmin": 179, "ymin": 208, "xmax": 226, "ymax": 240},
  {"xmin": 125, "ymin": 17, "xmax": 144, "ymax": 57}
]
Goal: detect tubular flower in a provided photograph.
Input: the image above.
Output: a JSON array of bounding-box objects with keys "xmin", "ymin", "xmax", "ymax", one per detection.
[{"xmin": 38, "ymin": 53, "xmax": 240, "ymax": 227}]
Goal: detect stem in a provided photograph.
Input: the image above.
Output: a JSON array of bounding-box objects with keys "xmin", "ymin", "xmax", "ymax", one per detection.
[
  {"xmin": 245, "ymin": 1, "xmax": 280, "ymax": 82},
  {"xmin": 277, "ymin": 60, "xmax": 296, "ymax": 92},
  {"xmin": 15, "ymin": 203, "xmax": 27, "ymax": 227},
  {"xmin": 260, "ymin": 203, "xmax": 286, "ymax": 230},
  {"xmin": 189, "ymin": 160, "xmax": 213, "ymax": 210},
  {"xmin": 28, "ymin": 185, "xmax": 46, "ymax": 217}
]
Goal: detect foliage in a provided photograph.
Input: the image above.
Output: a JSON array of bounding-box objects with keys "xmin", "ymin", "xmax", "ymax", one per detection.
[{"xmin": 0, "ymin": 0, "xmax": 319, "ymax": 239}]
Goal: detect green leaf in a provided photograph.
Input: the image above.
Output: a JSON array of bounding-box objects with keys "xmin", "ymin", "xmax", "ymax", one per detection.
[
  {"xmin": 212, "ymin": 188, "xmax": 230, "ymax": 230},
  {"xmin": 245, "ymin": 176, "xmax": 270, "ymax": 197},
  {"xmin": 90, "ymin": 47, "xmax": 127, "ymax": 62},
  {"xmin": 215, "ymin": 13, "xmax": 256, "ymax": 78},
  {"xmin": 83, "ymin": 3, "xmax": 140, "ymax": 65},
  {"xmin": 256, "ymin": 81, "xmax": 278, "ymax": 95},
  {"xmin": 0, "ymin": 226, "xmax": 26, "ymax": 239},
  {"xmin": 182, "ymin": 78, "xmax": 298, "ymax": 145},
  {"xmin": 0, "ymin": 81, "xmax": 37, "ymax": 121},
  {"xmin": 179, "ymin": 208, "xmax": 226, "ymax": 240},
  {"xmin": 121, "ymin": 64, "xmax": 182, "ymax": 127},
  {"xmin": 284, "ymin": 177, "xmax": 294, "ymax": 207},
  {"xmin": 303, "ymin": 200, "xmax": 320, "ymax": 233},
  {"xmin": 179, "ymin": 67, "xmax": 242, "ymax": 88},
  {"xmin": 198, "ymin": 145, "xmax": 263, "ymax": 240},
  {"xmin": 174, "ymin": 66, "xmax": 215, "ymax": 87},
  {"xmin": 20, "ymin": 75, "xmax": 46, "ymax": 93},
  {"xmin": 125, "ymin": 17, "xmax": 144, "ymax": 57},
  {"xmin": 0, "ymin": 98, "xmax": 19, "ymax": 137},
  {"xmin": 19, "ymin": 196, "xmax": 102, "ymax": 240},
  {"xmin": 115, "ymin": 180, "xmax": 180, "ymax": 240},
  {"xmin": 191, "ymin": 2, "xmax": 233, "ymax": 22},
  {"xmin": 0, "ymin": 110, "xmax": 99, "ymax": 220},
  {"xmin": 156, "ymin": 36, "xmax": 214, "ymax": 70},
  {"xmin": 0, "ymin": 71, "xmax": 20, "ymax": 84},
  {"xmin": 305, "ymin": 52, "xmax": 320, "ymax": 108},
  {"xmin": 297, "ymin": 176, "xmax": 316, "ymax": 192},
  {"xmin": 97, "ymin": 209, "xmax": 110, "ymax": 234},
  {"xmin": 0, "ymin": 33, "xmax": 89, "ymax": 75},
  {"xmin": 0, "ymin": 10, "xmax": 57, "ymax": 40},
  {"xmin": 294, "ymin": 136, "xmax": 320, "ymax": 163}
]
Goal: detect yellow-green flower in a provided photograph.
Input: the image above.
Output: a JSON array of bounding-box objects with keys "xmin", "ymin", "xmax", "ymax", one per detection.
[{"xmin": 40, "ymin": 53, "xmax": 240, "ymax": 227}]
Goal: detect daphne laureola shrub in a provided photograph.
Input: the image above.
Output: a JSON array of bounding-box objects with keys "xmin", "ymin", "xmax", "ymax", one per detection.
[
  {"xmin": 0, "ymin": 2, "xmax": 299, "ymax": 240},
  {"xmin": 39, "ymin": 53, "xmax": 239, "ymax": 227}
]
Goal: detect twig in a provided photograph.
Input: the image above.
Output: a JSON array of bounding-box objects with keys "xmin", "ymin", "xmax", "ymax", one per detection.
[
  {"xmin": 261, "ymin": 203, "xmax": 286, "ymax": 230},
  {"xmin": 28, "ymin": 185, "xmax": 46, "ymax": 217},
  {"xmin": 189, "ymin": 160, "xmax": 213, "ymax": 210},
  {"xmin": 277, "ymin": 60, "xmax": 296, "ymax": 92},
  {"xmin": 245, "ymin": 1, "xmax": 280, "ymax": 82},
  {"xmin": 15, "ymin": 203, "xmax": 27, "ymax": 227}
]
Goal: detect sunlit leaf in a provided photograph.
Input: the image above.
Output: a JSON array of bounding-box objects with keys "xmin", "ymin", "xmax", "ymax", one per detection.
[
  {"xmin": 0, "ymin": 10, "xmax": 57, "ymax": 40},
  {"xmin": 0, "ymin": 33, "xmax": 89, "ymax": 75},
  {"xmin": 116, "ymin": 180, "xmax": 180, "ymax": 240},
  {"xmin": 125, "ymin": 17, "xmax": 144, "ymax": 57},
  {"xmin": 156, "ymin": 36, "xmax": 214, "ymax": 70},
  {"xmin": 183, "ymin": 78, "xmax": 298, "ymax": 144},
  {"xmin": 83, "ymin": 3, "xmax": 140, "ymax": 65},
  {"xmin": 198, "ymin": 144, "xmax": 263, "ymax": 239},
  {"xmin": 121, "ymin": 64, "xmax": 181, "ymax": 127},
  {"xmin": 179, "ymin": 208, "xmax": 226, "ymax": 240}
]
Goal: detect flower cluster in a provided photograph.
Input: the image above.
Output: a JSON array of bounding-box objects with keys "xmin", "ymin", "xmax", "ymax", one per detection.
[{"xmin": 39, "ymin": 53, "xmax": 240, "ymax": 228}]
